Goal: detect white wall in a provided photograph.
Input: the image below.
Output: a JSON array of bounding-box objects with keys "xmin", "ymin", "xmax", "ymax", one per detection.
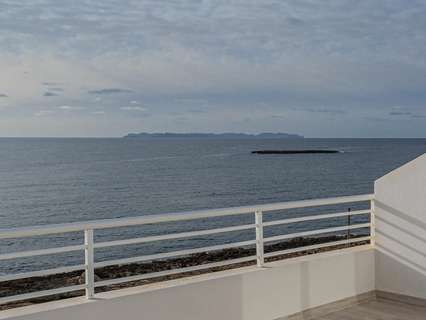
[
  {"xmin": 374, "ymin": 153, "xmax": 426, "ymax": 299},
  {"xmin": 0, "ymin": 247, "xmax": 374, "ymax": 320}
]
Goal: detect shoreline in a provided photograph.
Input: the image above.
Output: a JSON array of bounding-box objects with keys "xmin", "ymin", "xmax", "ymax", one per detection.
[{"xmin": 0, "ymin": 234, "xmax": 369, "ymax": 311}]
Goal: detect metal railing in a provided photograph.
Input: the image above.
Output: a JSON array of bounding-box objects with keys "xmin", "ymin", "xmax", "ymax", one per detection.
[{"xmin": 0, "ymin": 194, "xmax": 375, "ymax": 305}]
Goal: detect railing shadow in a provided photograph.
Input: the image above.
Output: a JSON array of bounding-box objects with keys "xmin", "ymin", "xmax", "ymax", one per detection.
[
  {"xmin": 374, "ymin": 200, "xmax": 426, "ymax": 277},
  {"xmin": 376, "ymin": 244, "xmax": 426, "ymax": 276},
  {"xmin": 375, "ymin": 200, "xmax": 426, "ymax": 234},
  {"xmin": 376, "ymin": 230, "xmax": 426, "ymax": 258}
]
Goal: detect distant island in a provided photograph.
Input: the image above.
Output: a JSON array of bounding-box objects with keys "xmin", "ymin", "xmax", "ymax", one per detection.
[
  {"xmin": 124, "ymin": 132, "xmax": 304, "ymax": 139},
  {"xmin": 252, "ymin": 150, "xmax": 339, "ymax": 154}
]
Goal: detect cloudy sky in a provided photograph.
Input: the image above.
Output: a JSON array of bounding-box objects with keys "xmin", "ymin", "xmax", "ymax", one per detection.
[{"xmin": 0, "ymin": 0, "xmax": 425, "ymax": 137}]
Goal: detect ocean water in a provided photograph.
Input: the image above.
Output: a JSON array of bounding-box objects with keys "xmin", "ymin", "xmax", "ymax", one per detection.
[{"xmin": 0, "ymin": 138, "xmax": 425, "ymax": 273}]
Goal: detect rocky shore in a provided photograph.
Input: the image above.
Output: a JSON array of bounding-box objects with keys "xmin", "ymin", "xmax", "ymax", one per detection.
[{"xmin": 0, "ymin": 234, "xmax": 369, "ymax": 310}]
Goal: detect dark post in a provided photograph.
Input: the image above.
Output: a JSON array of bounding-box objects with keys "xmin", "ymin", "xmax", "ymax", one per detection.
[{"xmin": 347, "ymin": 208, "xmax": 351, "ymax": 245}]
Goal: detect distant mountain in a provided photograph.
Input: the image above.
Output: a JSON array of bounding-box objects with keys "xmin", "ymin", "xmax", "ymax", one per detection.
[{"xmin": 124, "ymin": 132, "xmax": 304, "ymax": 139}]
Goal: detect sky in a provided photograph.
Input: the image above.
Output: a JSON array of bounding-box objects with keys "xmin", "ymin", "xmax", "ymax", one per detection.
[{"xmin": 0, "ymin": 0, "xmax": 426, "ymax": 138}]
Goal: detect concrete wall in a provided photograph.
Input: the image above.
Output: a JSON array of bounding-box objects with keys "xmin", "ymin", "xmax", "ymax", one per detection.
[
  {"xmin": 374, "ymin": 153, "xmax": 426, "ymax": 299},
  {"xmin": 0, "ymin": 247, "xmax": 374, "ymax": 320}
]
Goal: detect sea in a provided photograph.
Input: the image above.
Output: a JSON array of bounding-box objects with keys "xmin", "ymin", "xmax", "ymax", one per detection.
[{"xmin": 1, "ymin": 138, "xmax": 425, "ymax": 274}]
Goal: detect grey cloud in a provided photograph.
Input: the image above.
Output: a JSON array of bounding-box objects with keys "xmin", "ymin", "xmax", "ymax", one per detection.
[
  {"xmin": 175, "ymin": 98, "xmax": 209, "ymax": 105},
  {"xmin": 34, "ymin": 109, "xmax": 55, "ymax": 117},
  {"xmin": 294, "ymin": 107, "xmax": 347, "ymax": 115},
  {"xmin": 1, "ymin": 1, "xmax": 426, "ymax": 137},
  {"xmin": 188, "ymin": 109, "xmax": 207, "ymax": 114},
  {"xmin": 0, "ymin": 94, "xmax": 8, "ymax": 98},
  {"xmin": 367, "ymin": 112, "xmax": 426, "ymax": 120},
  {"xmin": 88, "ymin": 88, "xmax": 132, "ymax": 95},
  {"xmin": 43, "ymin": 91, "xmax": 58, "ymax": 97},
  {"xmin": 173, "ymin": 116, "xmax": 189, "ymax": 123},
  {"xmin": 389, "ymin": 106, "xmax": 426, "ymax": 118},
  {"xmin": 308, "ymin": 109, "xmax": 346, "ymax": 115},
  {"xmin": 3, "ymin": 1, "xmax": 426, "ymax": 67},
  {"xmin": 286, "ymin": 17, "xmax": 304, "ymax": 26},
  {"xmin": 42, "ymin": 82, "xmax": 62, "ymax": 86},
  {"xmin": 411, "ymin": 114, "xmax": 426, "ymax": 118},
  {"xmin": 389, "ymin": 111, "xmax": 412, "ymax": 116},
  {"xmin": 57, "ymin": 105, "xmax": 85, "ymax": 111},
  {"xmin": 364, "ymin": 116, "xmax": 389, "ymax": 122},
  {"xmin": 49, "ymin": 87, "xmax": 64, "ymax": 92},
  {"xmin": 120, "ymin": 106, "xmax": 147, "ymax": 111}
]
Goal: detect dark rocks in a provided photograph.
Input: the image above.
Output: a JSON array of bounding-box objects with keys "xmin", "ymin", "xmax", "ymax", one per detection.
[
  {"xmin": 0, "ymin": 234, "xmax": 369, "ymax": 310},
  {"xmin": 76, "ymin": 272, "xmax": 102, "ymax": 285},
  {"xmin": 252, "ymin": 150, "xmax": 340, "ymax": 154}
]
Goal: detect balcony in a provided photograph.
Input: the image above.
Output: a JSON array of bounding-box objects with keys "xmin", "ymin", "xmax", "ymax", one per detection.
[{"xmin": 0, "ymin": 154, "xmax": 425, "ymax": 319}]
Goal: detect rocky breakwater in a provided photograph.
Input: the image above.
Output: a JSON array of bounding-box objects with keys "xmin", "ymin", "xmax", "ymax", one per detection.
[
  {"xmin": 252, "ymin": 150, "xmax": 340, "ymax": 154},
  {"xmin": 0, "ymin": 234, "xmax": 369, "ymax": 310}
]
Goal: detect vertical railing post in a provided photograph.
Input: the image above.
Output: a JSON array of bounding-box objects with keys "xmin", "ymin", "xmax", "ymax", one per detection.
[
  {"xmin": 84, "ymin": 229, "xmax": 95, "ymax": 299},
  {"xmin": 347, "ymin": 208, "xmax": 351, "ymax": 241},
  {"xmin": 255, "ymin": 210, "xmax": 264, "ymax": 267},
  {"xmin": 370, "ymin": 199, "xmax": 376, "ymax": 246}
]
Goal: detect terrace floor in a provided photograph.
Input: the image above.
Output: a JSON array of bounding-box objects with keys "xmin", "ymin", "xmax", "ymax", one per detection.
[{"xmin": 315, "ymin": 298, "xmax": 425, "ymax": 320}]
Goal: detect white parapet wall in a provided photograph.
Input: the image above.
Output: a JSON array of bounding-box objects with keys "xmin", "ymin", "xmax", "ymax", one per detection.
[
  {"xmin": 0, "ymin": 246, "xmax": 374, "ymax": 320},
  {"xmin": 374, "ymin": 153, "xmax": 426, "ymax": 300}
]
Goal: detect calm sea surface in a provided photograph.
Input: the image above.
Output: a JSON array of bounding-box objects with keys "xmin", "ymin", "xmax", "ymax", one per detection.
[{"xmin": 1, "ymin": 138, "xmax": 425, "ymax": 273}]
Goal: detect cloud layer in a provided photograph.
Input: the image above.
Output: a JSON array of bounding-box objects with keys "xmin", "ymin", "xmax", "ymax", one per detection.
[
  {"xmin": 0, "ymin": 1, "xmax": 425, "ymax": 137},
  {"xmin": 88, "ymin": 88, "xmax": 133, "ymax": 95}
]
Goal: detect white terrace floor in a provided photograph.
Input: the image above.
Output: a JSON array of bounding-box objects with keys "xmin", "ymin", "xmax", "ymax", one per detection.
[{"xmin": 308, "ymin": 299, "xmax": 426, "ymax": 320}]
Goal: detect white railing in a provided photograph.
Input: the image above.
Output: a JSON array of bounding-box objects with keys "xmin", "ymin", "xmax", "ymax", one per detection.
[{"xmin": 0, "ymin": 194, "xmax": 375, "ymax": 305}]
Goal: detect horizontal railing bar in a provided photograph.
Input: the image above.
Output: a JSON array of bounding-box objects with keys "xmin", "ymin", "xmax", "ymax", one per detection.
[
  {"xmin": 0, "ymin": 264, "xmax": 87, "ymax": 283},
  {"xmin": 0, "ymin": 284, "xmax": 86, "ymax": 305},
  {"xmin": 95, "ymin": 255, "xmax": 257, "ymax": 288},
  {"xmin": 95, "ymin": 224, "xmax": 256, "ymax": 248},
  {"xmin": 0, "ymin": 245, "xmax": 87, "ymax": 261},
  {"xmin": 0, "ymin": 194, "xmax": 373, "ymax": 239},
  {"xmin": 264, "ymin": 236, "xmax": 372, "ymax": 258},
  {"xmin": 263, "ymin": 210, "xmax": 370, "ymax": 227},
  {"xmin": 263, "ymin": 223, "xmax": 371, "ymax": 243},
  {"xmin": 94, "ymin": 240, "xmax": 257, "ymax": 268}
]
